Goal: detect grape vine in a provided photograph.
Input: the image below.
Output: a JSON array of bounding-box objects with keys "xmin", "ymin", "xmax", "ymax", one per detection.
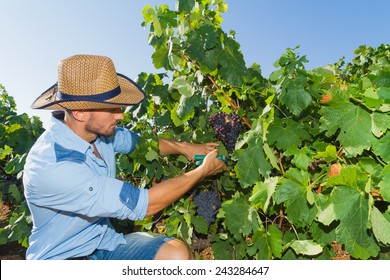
[{"xmin": 1, "ymin": 0, "xmax": 389, "ymax": 261}]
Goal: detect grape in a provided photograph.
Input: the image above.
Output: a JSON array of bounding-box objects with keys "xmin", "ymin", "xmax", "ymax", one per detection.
[
  {"xmin": 192, "ymin": 190, "xmax": 221, "ymax": 224},
  {"xmin": 209, "ymin": 112, "xmax": 241, "ymax": 152}
]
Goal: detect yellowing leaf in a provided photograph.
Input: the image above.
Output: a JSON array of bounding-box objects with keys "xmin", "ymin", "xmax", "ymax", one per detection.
[
  {"xmin": 329, "ymin": 163, "xmax": 341, "ymax": 177},
  {"xmin": 290, "ymin": 240, "xmax": 323, "ymax": 256},
  {"xmin": 320, "ymin": 93, "xmax": 332, "ymax": 103}
]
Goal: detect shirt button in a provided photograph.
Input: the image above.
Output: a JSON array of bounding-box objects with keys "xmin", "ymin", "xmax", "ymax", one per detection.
[{"xmin": 89, "ymin": 187, "xmax": 93, "ymax": 191}]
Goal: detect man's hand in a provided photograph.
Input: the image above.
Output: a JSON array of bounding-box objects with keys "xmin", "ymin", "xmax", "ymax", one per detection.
[
  {"xmin": 197, "ymin": 149, "xmax": 227, "ymax": 176},
  {"xmin": 182, "ymin": 142, "xmax": 219, "ymax": 162},
  {"xmin": 158, "ymin": 138, "xmax": 219, "ymax": 161}
]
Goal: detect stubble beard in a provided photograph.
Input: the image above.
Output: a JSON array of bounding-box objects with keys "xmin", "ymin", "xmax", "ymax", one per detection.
[{"xmin": 86, "ymin": 117, "xmax": 116, "ymax": 138}]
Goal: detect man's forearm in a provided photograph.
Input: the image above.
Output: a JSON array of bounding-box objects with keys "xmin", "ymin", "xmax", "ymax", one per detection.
[
  {"xmin": 145, "ymin": 166, "xmax": 207, "ymax": 216},
  {"xmin": 158, "ymin": 138, "xmax": 186, "ymax": 156}
]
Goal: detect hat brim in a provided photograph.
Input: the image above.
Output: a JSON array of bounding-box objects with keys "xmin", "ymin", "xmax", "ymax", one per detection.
[{"xmin": 31, "ymin": 73, "xmax": 146, "ymax": 110}]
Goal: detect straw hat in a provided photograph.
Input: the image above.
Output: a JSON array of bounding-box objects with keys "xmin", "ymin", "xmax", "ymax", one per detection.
[{"xmin": 31, "ymin": 54, "xmax": 146, "ymax": 110}]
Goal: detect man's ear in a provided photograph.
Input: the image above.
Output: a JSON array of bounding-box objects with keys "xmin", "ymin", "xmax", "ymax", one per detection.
[{"xmin": 70, "ymin": 110, "xmax": 89, "ymax": 122}]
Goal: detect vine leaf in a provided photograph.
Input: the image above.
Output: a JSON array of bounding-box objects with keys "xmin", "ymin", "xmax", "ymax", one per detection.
[
  {"xmin": 371, "ymin": 112, "xmax": 390, "ymax": 137},
  {"xmin": 152, "ymin": 44, "xmax": 170, "ymax": 70},
  {"xmin": 371, "ymin": 206, "xmax": 390, "ymax": 246},
  {"xmin": 279, "ymin": 76, "xmax": 312, "ymax": 116},
  {"xmin": 311, "ymin": 221, "xmax": 336, "ymax": 246},
  {"xmin": 290, "ymin": 240, "xmax": 323, "ymax": 256},
  {"xmin": 145, "ymin": 149, "xmax": 159, "ymax": 161},
  {"xmin": 170, "ymin": 97, "xmax": 195, "ymax": 126},
  {"xmin": 319, "ymin": 101, "xmax": 372, "ymax": 156},
  {"xmin": 267, "ymin": 117, "xmax": 311, "ymax": 150},
  {"xmin": 274, "ymin": 168, "xmax": 317, "ymax": 225},
  {"xmin": 248, "ymin": 225, "xmax": 283, "ymax": 259},
  {"xmin": 177, "ymin": 0, "xmax": 195, "ymax": 13},
  {"xmin": 327, "ymin": 187, "xmax": 379, "ymax": 259},
  {"xmin": 191, "ymin": 215, "xmax": 209, "ymax": 234},
  {"xmin": 327, "ymin": 165, "xmax": 362, "ymax": 190},
  {"xmin": 234, "ymin": 121, "xmax": 271, "ymax": 187},
  {"xmin": 379, "ymin": 165, "xmax": 390, "ymax": 202},
  {"xmin": 285, "ymin": 146, "xmax": 315, "ymax": 170},
  {"xmin": 211, "ymin": 239, "xmax": 234, "ymax": 260},
  {"xmin": 171, "ymin": 76, "xmax": 195, "ymax": 97},
  {"xmin": 372, "ymin": 132, "xmax": 390, "ymax": 164},
  {"xmin": 217, "ymin": 36, "xmax": 247, "ymax": 86},
  {"xmin": 249, "ymin": 177, "xmax": 278, "ymax": 212},
  {"xmin": 222, "ymin": 192, "xmax": 261, "ymax": 240}
]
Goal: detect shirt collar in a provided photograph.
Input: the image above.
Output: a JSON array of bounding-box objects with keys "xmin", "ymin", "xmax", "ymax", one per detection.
[{"xmin": 48, "ymin": 114, "xmax": 91, "ymax": 154}]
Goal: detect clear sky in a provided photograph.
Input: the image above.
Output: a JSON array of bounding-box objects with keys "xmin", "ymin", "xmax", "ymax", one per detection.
[{"xmin": 1, "ymin": 0, "xmax": 389, "ymax": 127}]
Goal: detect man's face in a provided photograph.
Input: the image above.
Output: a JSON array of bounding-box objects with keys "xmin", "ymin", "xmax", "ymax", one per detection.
[{"xmin": 85, "ymin": 108, "xmax": 124, "ymax": 137}]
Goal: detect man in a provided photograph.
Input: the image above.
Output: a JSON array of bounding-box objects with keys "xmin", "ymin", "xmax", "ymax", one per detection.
[{"xmin": 23, "ymin": 54, "xmax": 227, "ymax": 260}]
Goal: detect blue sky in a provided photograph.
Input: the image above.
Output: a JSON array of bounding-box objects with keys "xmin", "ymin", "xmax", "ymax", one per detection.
[{"xmin": 1, "ymin": 0, "xmax": 389, "ymax": 127}]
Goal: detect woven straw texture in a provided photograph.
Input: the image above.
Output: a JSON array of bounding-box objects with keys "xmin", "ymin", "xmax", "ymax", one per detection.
[{"xmin": 31, "ymin": 54, "xmax": 145, "ymax": 110}]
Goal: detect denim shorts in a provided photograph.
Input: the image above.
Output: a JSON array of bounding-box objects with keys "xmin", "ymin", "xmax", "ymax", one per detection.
[{"xmin": 88, "ymin": 232, "xmax": 174, "ymax": 260}]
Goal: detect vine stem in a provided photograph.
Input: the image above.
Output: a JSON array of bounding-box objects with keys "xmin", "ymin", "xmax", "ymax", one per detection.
[
  {"xmin": 206, "ymin": 74, "xmax": 252, "ymax": 129},
  {"xmin": 278, "ymin": 206, "xmax": 284, "ymax": 229},
  {"xmin": 177, "ymin": 50, "xmax": 252, "ymax": 129},
  {"xmin": 290, "ymin": 223, "xmax": 300, "ymax": 240}
]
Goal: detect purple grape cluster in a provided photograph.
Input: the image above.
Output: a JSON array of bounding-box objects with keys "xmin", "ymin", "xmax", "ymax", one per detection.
[
  {"xmin": 193, "ymin": 190, "xmax": 221, "ymax": 224},
  {"xmin": 209, "ymin": 112, "xmax": 241, "ymax": 152}
]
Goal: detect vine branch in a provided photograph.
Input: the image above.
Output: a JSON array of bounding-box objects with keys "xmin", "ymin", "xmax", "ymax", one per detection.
[{"xmin": 176, "ymin": 50, "xmax": 252, "ymax": 129}]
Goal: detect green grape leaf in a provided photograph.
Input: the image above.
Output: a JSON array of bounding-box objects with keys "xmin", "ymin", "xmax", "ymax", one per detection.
[
  {"xmin": 311, "ymin": 221, "xmax": 336, "ymax": 246},
  {"xmin": 152, "ymin": 45, "xmax": 171, "ymax": 70},
  {"xmin": 217, "ymin": 36, "xmax": 247, "ymax": 86},
  {"xmin": 187, "ymin": 25, "xmax": 219, "ymax": 73},
  {"xmin": 319, "ymin": 101, "xmax": 372, "ymax": 156},
  {"xmin": 147, "ymin": 8, "xmax": 162, "ymax": 37},
  {"xmin": 372, "ymin": 132, "xmax": 390, "ymax": 164},
  {"xmin": 145, "ymin": 149, "xmax": 159, "ymax": 161},
  {"xmin": 371, "ymin": 112, "xmax": 390, "ymax": 137},
  {"xmin": 331, "ymin": 187, "xmax": 380, "ymax": 259},
  {"xmin": 212, "ymin": 238, "xmax": 234, "ymax": 260},
  {"xmin": 314, "ymin": 144, "xmax": 338, "ymax": 162},
  {"xmin": 379, "ymin": 165, "xmax": 390, "ymax": 202},
  {"xmin": 267, "ymin": 117, "xmax": 311, "ymax": 150},
  {"xmin": 285, "ymin": 146, "xmax": 315, "ymax": 170},
  {"xmin": 191, "ymin": 215, "xmax": 209, "ymax": 234},
  {"xmin": 248, "ymin": 225, "xmax": 283, "ymax": 259},
  {"xmin": 8, "ymin": 184, "xmax": 22, "ymax": 203},
  {"xmin": 279, "ymin": 76, "xmax": 312, "ymax": 116},
  {"xmin": 266, "ymin": 224, "xmax": 284, "ymax": 258},
  {"xmin": 274, "ymin": 168, "xmax": 317, "ymax": 225},
  {"xmin": 0, "ymin": 145, "xmax": 13, "ymax": 160},
  {"xmin": 371, "ymin": 206, "xmax": 390, "ymax": 245},
  {"xmin": 177, "ymin": 0, "xmax": 195, "ymax": 13},
  {"xmin": 170, "ymin": 100, "xmax": 195, "ymax": 126},
  {"xmin": 249, "ymin": 177, "xmax": 278, "ymax": 212},
  {"xmin": 370, "ymin": 70, "xmax": 390, "ymax": 87},
  {"xmin": 290, "ymin": 240, "xmax": 323, "ymax": 256},
  {"xmin": 234, "ymin": 143, "xmax": 271, "ymax": 187},
  {"xmin": 222, "ymin": 192, "xmax": 261, "ymax": 240},
  {"xmin": 176, "ymin": 94, "xmax": 198, "ymax": 118},
  {"xmin": 327, "ymin": 165, "xmax": 362, "ymax": 191},
  {"xmin": 378, "ymin": 87, "xmax": 390, "ymax": 101},
  {"xmin": 171, "ymin": 76, "xmax": 195, "ymax": 97}
]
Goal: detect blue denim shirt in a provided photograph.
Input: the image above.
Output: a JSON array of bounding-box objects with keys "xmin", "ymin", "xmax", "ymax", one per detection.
[{"xmin": 23, "ymin": 115, "xmax": 148, "ymax": 259}]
